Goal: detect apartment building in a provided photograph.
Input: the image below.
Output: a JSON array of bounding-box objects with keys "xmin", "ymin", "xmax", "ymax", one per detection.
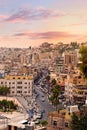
[
  {"xmin": 63, "ymin": 51, "xmax": 77, "ymax": 66},
  {"xmin": 56, "ymin": 56, "xmax": 64, "ymax": 73},
  {"xmin": 72, "ymin": 76, "xmax": 87, "ymax": 105},
  {"xmin": 65, "ymin": 74, "xmax": 87, "ymax": 105},
  {"xmin": 0, "ymin": 75, "xmax": 33, "ymax": 96},
  {"xmin": 47, "ymin": 110, "xmax": 71, "ymax": 130},
  {"xmin": 65, "ymin": 75, "xmax": 74, "ymax": 101}
]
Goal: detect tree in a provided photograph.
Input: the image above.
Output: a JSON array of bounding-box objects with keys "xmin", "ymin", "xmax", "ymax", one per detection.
[
  {"xmin": 0, "ymin": 99, "xmax": 17, "ymax": 112},
  {"xmin": 70, "ymin": 42, "xmax": 79, "ymax": 49},
  {"xmin": 79, "ymin": 46, "xmax": 87, "ymax": 78},
  {"xmin": 0, "ymin": 86, "xmax": 10, "ymax": 96},
  {"xmin": 49, "ymin": 79, "xmax": 57, "ymax": 92},
  {"xmin": 46, "ymin": 75, "xmax": 50, "ymax": 81},
  {"xmin": 49, "ymin": 85, "xmax": 60, "ymax": 110},
  {"xmin": 51, "ymin": 79, "xmax": 56, "ymax": 86},
  {"xmin": 70, "ymin": 112, "xmax": 87, "ymax": 130},
  {"xmin": 41, "ymin": 120, "xmax": 48, "ymax": 126},
  {"xmin": 70, "ymin": 113, "xmax": 80, "ymax": 130}
]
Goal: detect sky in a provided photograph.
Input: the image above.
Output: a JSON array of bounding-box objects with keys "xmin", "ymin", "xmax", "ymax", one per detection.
[{"xmin": 0, "ymin": 0, "xmax": 87, "ymax": 48}]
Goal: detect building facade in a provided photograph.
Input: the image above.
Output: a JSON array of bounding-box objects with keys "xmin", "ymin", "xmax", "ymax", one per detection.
[
  {"xmin": 47, "ymin": 110, "xmax": 71, "ymax": 130},
  {"xmin": 63, "ymin": 51, "xmax": 77, "ymax": 66},
  {"xmin": 0, "ymin": 75, "xmax": 33, "ymax": 96},
  {"xmin": 56, "ymin": 56, "xmax": 64, "ymax": 73},
  {"xmin": 65, "ymin": 74, "xmax": 87, "ymax": 105}
]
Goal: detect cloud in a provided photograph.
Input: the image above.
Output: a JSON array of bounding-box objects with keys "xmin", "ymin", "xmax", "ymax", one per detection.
[
  {"xmin": 60, "ymin": 21, "xmax": 87, "ymax": 27},
  {"xmin": 4, "ymin": 8, "xmax": 67, "ymax": 23},
  {"xmin": 13, "ymin": 31, "xmax": 77, "ymax": 40},
  {"xmin": 0, "ymin": 14, "xmax": 8, "ymax": 22}
]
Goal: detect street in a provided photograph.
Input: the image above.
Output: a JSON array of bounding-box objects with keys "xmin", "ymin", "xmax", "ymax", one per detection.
[{"xmin": 35, "ymin": 86, "xmax": 55, "ymax": 120}]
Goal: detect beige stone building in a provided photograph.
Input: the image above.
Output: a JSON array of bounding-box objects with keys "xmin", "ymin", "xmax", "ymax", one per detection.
[
  {"xmin": 0, "ymin": 75, "xmax": 33, "ymax": 96},
  {"xmin": 47, "ymin": 110, "xmax": 71, "ymax": 130},
  {"xmin": 63, "ymin": 51, "xmax": 77, "ymax": 66},
  {"xmin": 65, "ymin": 74, "xmax": 87, "ymax": 105}
]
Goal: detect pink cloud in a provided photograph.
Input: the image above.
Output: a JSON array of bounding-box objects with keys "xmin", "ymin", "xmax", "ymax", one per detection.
[
  {"xmin": 0, "ymin": 14, "xmax": 8, "ymax": 22},
  {"xmin": 4, "ymin": 8, "xmax": 68, "ymax": 23},
  {"xmin": 13, "ymin": 31, "xmax": 78, "ymax": 40},
  {"xmin": 60, "ymin": 21, "xmax": 87, "ymax": 27}
]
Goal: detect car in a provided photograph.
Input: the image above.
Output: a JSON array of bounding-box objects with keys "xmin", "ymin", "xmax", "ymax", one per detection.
[
  {"xmin": 34, "ymin": 119, "xmax": 40, "ymax": 124},
  {"xmin": 40, "ymin": 109, "xmax": 45, "ymax": 113},
  {"xmin": 37, "ymin": 113, "xmax": 43, "ymax": 119},
  {"xmin": 41, "ymin": 98, "xmax": 45, "ymax": 102}
]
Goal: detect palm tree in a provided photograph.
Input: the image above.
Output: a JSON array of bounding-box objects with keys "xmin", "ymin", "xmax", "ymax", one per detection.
[{"xmin": 49, "ymin": 85, "xmax": 60, "ymax": 110}]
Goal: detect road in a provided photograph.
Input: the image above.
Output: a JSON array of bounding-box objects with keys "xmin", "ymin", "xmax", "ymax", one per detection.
[{"xmin": 35, "ymin": 86, "xmax": 55, "ymax": 120}]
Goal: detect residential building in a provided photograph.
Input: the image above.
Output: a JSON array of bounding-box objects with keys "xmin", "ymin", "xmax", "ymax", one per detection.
[
  {"xmin": 56, "ymin": 56, "xmax": 64, "ymax": 73},
  {"xmin": 0, "ymin": 75, "xmax": 33, "ymax": 96},
  {"xmin": 47, "ymin": 110, "xmax": 71, "ymax": 130},
  {"xmin": 63, "ymin": 51, "xmax": 77, "ymax": 66},
  {"xmin": 65, "ymin": 74, "xmax": 87, "ymax": 105}
]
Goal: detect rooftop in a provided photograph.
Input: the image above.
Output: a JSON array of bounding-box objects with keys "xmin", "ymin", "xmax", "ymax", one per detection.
[{"xmin": 4, "ymin": 75, "xmax": 33, "ymax": 80}]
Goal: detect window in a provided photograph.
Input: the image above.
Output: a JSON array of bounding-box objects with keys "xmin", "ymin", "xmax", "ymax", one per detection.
[
  {"xmin": 12, "ymin": 82, "xmax": 15, "ymax": 84},
  {"xmin": 65, "ymin": 122, "xmax": 68, "ymax": 127},
  {"xmin": 17, "ymin": 86, "xmax": 22, "ymax": 89},
  {"xmin": 17, "ymin": 91, "xmax": 22, "ymax": 93},
  {"xmin": 85, "ymin": 92, "xmax": 87, "ymax": 95},
  {"xmin": 53, "ymin": 121, "xmax": 57, "ymax": 126},
  {"xmin": 25, "ymin": 82, "xmax": 27, "ymax": 84},
  {"xmin": 13, "ymin": 77, "xmax": 15, "ymax": 79},
  {"xmin": 17, "ymin": 81, "xmax": 22, "ymax": 84},
  {"xmin": 1, "ymin": 82, "xmax": 3, "ymax": 84}
]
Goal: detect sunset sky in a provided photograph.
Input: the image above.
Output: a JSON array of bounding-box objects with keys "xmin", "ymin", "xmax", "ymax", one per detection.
[{"xmin": 0, "ymin": 0, "xmax": 87, "ymax": 48}]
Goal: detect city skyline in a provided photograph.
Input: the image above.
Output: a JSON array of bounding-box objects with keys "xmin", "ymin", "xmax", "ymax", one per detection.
[{"xmin": 0, "ymin": 0, "xmax": 87, "ymax": 48}]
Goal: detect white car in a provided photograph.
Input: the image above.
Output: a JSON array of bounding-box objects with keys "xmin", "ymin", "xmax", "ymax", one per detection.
[{"xmin": 41, "ymin": 98, "xmax": 45, "ymax": 102}]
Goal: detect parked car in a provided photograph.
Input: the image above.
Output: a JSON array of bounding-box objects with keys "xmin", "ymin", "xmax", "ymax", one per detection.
[
  {"xmin": 34, "ymin": 119, "xmax": 40, "ymax": 124},
  {"xmin": 41, "ymin": 98, "xmax": 45, "ymax": 102},
  {"xmin": 37, "ymin": 113, "xmax": 43, "ymax": 119}
]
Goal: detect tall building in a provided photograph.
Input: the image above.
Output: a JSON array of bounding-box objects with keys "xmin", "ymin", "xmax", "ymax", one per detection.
[
  {"xmin": 32, "ymin": 53, "xmax": 40, "ymax": 65},
  {"xmin": 56, "ymin": 56, "xmax": 64, "ymax": 73},
  {"xmin": 20, "ymin": 54, "xmax": 26, "ymax": 64},
  {"xmin": 63, "ymin": 51, "xmax": 77, "ymax": 66},
  {"xmin": 65, "ymin": 74, "xmax": 87, "ymax": 105}
]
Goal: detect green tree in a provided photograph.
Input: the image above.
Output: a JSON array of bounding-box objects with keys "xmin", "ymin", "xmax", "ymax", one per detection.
[
  {"xmin": 0, "ymin": 86, "xmax": 10, "ymax": 96},
  {"xmin": 0, "ymin": 99, "xmax": 17, "ymax": 111},
  {"xmin": 49, "ymin": 85, "xmax": 59, "ymax": 110},
  {"xmin": 71, "ymin": 113, "xmax": 80, "ymax": 130},
  {"xmin": 51, "ymin": 79, "xmax": 56, "ymax": 86},
  {"xmin": 71, "ymin": 112, "xmax": 87, "ymax": 130},
  {"xmin": 46, "ymin": 75, "xmax": 50, "ymax": 81},
  {"xmin": 41, "ymin": 120, "xmax": 48, "ymax": 126},
  {"xmin": 79, "ymin": 46, "xmax": 87, "ymax": 78}
]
